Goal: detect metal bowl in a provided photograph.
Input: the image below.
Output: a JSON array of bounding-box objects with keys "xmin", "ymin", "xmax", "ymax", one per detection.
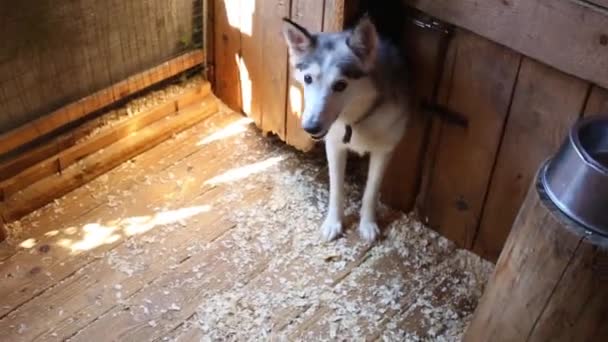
[{"xmin": 541, "ymin": 115, "xmax": 608, "ymax": 236}]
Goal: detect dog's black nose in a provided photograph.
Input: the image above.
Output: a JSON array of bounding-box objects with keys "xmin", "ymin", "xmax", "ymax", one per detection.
[{"xmin": 302, "ymin": 122, "xmax": 323, "ymax": 136}]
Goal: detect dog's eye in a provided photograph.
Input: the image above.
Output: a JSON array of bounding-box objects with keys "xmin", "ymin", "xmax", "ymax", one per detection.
[
  {"xmin": 304, "ymin": 75, "xmax": 313, "ymax": 85},
  {"xmin": 332, "ymin": 80, "xmax": 348, "ymax": 92}
]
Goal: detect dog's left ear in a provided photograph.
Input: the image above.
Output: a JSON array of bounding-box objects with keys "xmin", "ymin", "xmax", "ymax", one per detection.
[
  {"xmin": 347, "ymin": 15, "xmax": 378, "ymax": 68},
  {"xmin": 282, "ymin": 18, "xmax": 314, "ymax": 57}
]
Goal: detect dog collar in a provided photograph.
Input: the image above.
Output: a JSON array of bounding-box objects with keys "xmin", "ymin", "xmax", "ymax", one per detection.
[
  {"xmin": 343, "ymin": 125, "xmax": 353, "ymax": 143},
  {"xmin": 342, "ymin": 96, "xmax": 383, "ymax": 144}
]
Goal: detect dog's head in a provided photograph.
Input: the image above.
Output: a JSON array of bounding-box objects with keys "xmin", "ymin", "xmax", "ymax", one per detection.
[{"xmin": 282, "ymin": 16, "xmax": 378, "ymax": 139}]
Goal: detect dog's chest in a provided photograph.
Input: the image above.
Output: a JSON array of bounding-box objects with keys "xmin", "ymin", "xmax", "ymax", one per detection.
[{"xmin": 329, "ymin": 123, "xmax": 388, "ymax": 155}]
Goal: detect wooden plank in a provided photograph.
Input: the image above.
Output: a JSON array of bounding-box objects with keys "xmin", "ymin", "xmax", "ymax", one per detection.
[
  {"xmin": 286, "ymin": 229, "xmax": 458, "ymax": 340},
  {"xmin": 259, "ymin": 0, "xmax": 290, "ymax": 139},
  {"xmin": 323, "ymin": 0, "xmax": 345, "ymax": 32},
  {"xmin": 418, "ymin": 31, "xmax": 521, "ymax": 248},
  {"xmin": 285, "ymin": 1, "xmax": 324, "ymax": 152},
  {"xmin": 415, "ymin": 25, "xmax": 459, "ymax": 221},
  {"xmin": 55, "ymin": 160, "xmax": 327, "ymax": 342},
  {"xmin": 584, "ymin": 86, "xmax": 608, "ymax": 116},
  {"xmin": 0, "ymin": 51, "xmax": 204, "ymax": 157},
  {"xmin": 0, "ymin": 119, "xmax": 283, "ymax": 340},
  {"xmin": 378, "ymin": 256, "xmax": 489, "ymax": 341},
  {"xmin": 381, "ymin": 18, "xmax": 453, "ymax": 213},
  {"xmin": 205, "ymin": 0, "xmax": 216, "ymax": 83},
  {"xmin": 0, "ymin": 107, "xmax": 243, "ymax": 260},
  {"xmin": 2, "ymin": 97, "xmax": 219, "ymax": 223},
  {"xmin": 473, "ymin": 58, "xmax": 589, "ymax": 261},
  {"xmin": 213, "ymin": 0, "xmax": 242, "ymax": 112},
  {"xmin": 404, "ymin": 0, "xmax": 608, "ymax": 91},
  {"xmin": 239, "ymin": 0, "xmax": 263, "ymax": 126},
  {"xmin": 0, "ymin": 84, "xmax": 211, "ymax": 200},
  {"xmin": 527, "ymin": 241, "xmax": 608, "ymax": 341},
  {"xmin": 0, "ymin": 214, "xmax": 5, "ymax": 242},
  {"xmin": 0, "ymin": 111, "xmax": 252, "ymax": 321}
]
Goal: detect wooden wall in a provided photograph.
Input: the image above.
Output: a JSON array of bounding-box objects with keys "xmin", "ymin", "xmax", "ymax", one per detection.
[
  {"xmin": 404, "ymin": 0, "xmax": 608, "ymax": 261},
  {"xmin": 0, "ymin": 0, "xmax": 203, "ymax": 134},
  {"xmin": 212, "ymin": 0, "xmax": 359, "ymax": 152},
  {"xmin": 212, "ymin": 0, "xmax": 608, "ymax": 262}
]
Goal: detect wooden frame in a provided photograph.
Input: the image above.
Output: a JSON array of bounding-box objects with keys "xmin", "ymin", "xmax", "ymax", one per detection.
[
  {"xmin": 404, "ymin": 0, "xmax": 608, "ymax": 90},
  {"xmin": 0, "ymin": 51, "xmax": 205, "ymax": 157},
  {"xmin": 0, "ymin": 84, "xmax": 211, "ymax": 201},
  {"xmin": 1, "ymin": 83, "xmax": 217, "ymax": 223}
]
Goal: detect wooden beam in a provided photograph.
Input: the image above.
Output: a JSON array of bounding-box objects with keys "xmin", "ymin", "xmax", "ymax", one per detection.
[
  {"xmin": 2, "ymin": 92, "xmax": 218, "ymax": 222},
  {"xmin": 0, "ymin": 51, "xmax": 204, "ymax": 157},
  {"xmin": 404, "ymin": 0, "xmax": 608, "ymax": 90},
  {"xmin": 466, "ymin": 179, "xmax": 608, "ymax": 341},
  {"xmin": 0, "ymin": 84, "xmax": 211, "ymax": 200}
]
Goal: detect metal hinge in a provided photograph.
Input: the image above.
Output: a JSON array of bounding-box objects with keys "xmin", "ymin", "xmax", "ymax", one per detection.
[{"xmin": 407, "ymin": 10, "xmax": 452, "ymax": 35}]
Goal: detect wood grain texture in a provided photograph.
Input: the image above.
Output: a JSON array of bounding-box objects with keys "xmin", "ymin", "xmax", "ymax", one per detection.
[
  {"xmin": 473, "ymin": 58, "xmax": 589, "ymax": 261},
  {"xmin": 527, "ymin": 241, "xmax": 608, "ymax": 341},
  {"xmin": 381, "ymin": 21, "xmax": 451, "ymax": 213},
  {"xmin": 404, "ymin": 0, "xmax": 608, "ymax": 90},
  {"xmin": 213, "ymin": 0, "xmax": 242, "ymax": 112},
  {"xmin": 419, "ymin": 31, "xmax": 520, "ymax": 248},
  {"xmin": 0, "ymin": 51, "xmax": 204, "ymax": 157},
  {"xmin": 0, "ymin": 215, "xmax": 5, "ymax": 242},
  {"xmin": 2, "ymin": 96, "xmax": 219, "ymax": 222},
  {"xmin": 584, "ymin": 86, "xmax": 608, "ymax": 116},
  {"xmin": 465, "ymin": 182, "xmax": 583, "ymax": 341},
  {"xmin": 0, "ymin": 84, "xmax": 210, "ymax": 199},
  {"xmin": 239, "ymin": 0, "xmax": 263, "ymax": 126},
  {"xmin": 415, "ymin": 25, "xmax": 459, "ymax": 221},
  {"xmin": 0, "ymin": 111, "xmax": 243, "ymax": 262},
  {"xmin": 259, "ymin": 0, "xmax": 290, "ymax": 138}
]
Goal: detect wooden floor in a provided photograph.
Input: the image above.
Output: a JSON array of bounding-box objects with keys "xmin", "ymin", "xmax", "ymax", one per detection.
[{"xmin": 0, "ymin": 101, "xmax": 493, "ymax": 341}]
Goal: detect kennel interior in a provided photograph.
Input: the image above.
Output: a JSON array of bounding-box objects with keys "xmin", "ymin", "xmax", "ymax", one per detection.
[{"xmin": 0, "ymin": 0, "xmax": 607, "ymax": 340}]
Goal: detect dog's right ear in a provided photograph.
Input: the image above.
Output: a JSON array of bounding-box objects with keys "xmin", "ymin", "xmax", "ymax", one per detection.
[{"xmin": 282, "ymin": 18, "xmax": 314, "ymax": 57}]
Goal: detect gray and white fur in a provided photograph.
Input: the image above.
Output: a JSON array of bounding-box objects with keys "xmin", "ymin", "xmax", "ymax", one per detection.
[{"xmin": 282, "ymin": 16, "xmax": 411, "ymax": 242}]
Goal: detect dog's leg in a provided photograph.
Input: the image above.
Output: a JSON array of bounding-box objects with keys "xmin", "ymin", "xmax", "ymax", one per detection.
[
  {"xmin": 359, "ymin": 151, "xmax": 391, "ymax": 241},
  {"xmin": 321, "ymin": 140, "xmax": 347, "ymax": 241}
]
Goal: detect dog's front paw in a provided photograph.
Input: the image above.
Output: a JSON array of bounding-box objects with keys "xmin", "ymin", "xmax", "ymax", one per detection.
[
  {"xmin": 321, "ymin": 217, "xmax": 343, "ymax": 242},
  {"xmin": 358, "ymin": 220, "xmax": 380, "ymax": 242}
]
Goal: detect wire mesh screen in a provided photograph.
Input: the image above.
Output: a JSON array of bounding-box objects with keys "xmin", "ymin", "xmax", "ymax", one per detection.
[{"xmin": 0, "ymin": 0, "xmax": 204, "ymax": 134}]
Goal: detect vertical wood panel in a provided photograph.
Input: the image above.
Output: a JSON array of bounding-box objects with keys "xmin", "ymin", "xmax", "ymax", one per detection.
[
  {"xmin": 380, "ymin": 21, "xmax": 450, "ymax": 213},
  {"xmin": 285, "ymin": 1, "xmax": 324, "ymax": 151},
  {"xmin": 259, "ymin": 0, "xmax": 290, "ymax": 138},
  {"xmin": 213, "ymin": 0, "xmax": 242, "ymax": 112},
  {"xmin": 239, "ymin": 0, "xmax": 263, "ymax": 125},
  {"xmin": 473, "ymin": 58, "xmax": 589, "ymax": 261},
  {"xmin": 584, "ymin": 86, "xmax": 608, "ymax": 116},
  {"xmin": 418, "ymin": 30, "xmax": 520, "ymax": 248}
]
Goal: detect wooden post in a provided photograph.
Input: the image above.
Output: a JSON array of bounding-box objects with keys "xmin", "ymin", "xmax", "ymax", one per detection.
[
  {"xmin": 0, "ymin": 215, "xmax": 6, "ymax": 243},
  {"xmin": 464, "ymin": 170, "xmax": 608, "ymax": 341}
]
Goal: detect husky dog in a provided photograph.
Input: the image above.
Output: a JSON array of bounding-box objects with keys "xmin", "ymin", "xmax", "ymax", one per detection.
[{"xmin": 282, "ymin": 15, "xmax": 410, "ymax": 242}]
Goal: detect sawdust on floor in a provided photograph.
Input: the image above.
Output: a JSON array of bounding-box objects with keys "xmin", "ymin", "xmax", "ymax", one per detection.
[{"xmin": 0, "ymin": 102, "xmax": 493, "ymax": 342}]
